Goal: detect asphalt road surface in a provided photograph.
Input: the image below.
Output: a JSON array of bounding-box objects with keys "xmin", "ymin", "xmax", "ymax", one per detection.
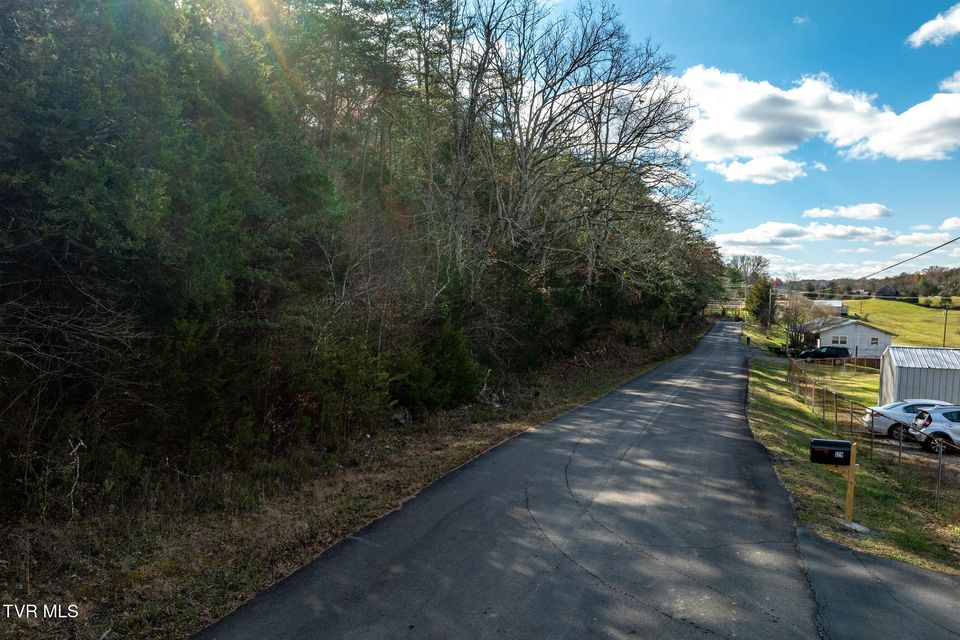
[
  {"xmin": 197, "ymin": 323, "xmax": 820, "ymax": 639},
  {"xmin": 195, "ymin": 323, "xmax": 960, "ymax": 639},
  {"xmin": 798, "ymin": 528, "xmax": 960, "ymax": 640}
]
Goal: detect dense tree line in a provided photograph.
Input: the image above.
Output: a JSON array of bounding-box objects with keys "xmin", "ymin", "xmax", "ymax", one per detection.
[
  {"xmin": 0, "ymin": 0, "xmax": 722, "ymax": 522},
  {"xmin": 796, "ymin": 266, "xmax": 960, "ymax": 303}
]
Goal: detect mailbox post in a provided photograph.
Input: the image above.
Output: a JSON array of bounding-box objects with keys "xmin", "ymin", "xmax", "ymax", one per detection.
[{"xmin": 810, "ymin": 438, "xmax": 858, "ymax": 523}]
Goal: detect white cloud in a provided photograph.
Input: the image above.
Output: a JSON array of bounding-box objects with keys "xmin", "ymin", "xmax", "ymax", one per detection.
[
  {"xmin": 942, "ymin": 71, "xmax": 960, "ymax": 93},
  {"xmin": 811, "ymin": 161, "xmax": 828, "ymax": 172},
  {"xmin": 878, "ymin": 232, "xmax": 951, "ymax": 246},
  {"xmin": 713, "ymin": 220, "xmax": 896, "ymax": 253},
  {"xmin": 712, "ymin": 218, "xmax": 956, "ymax": 255},
  {"xmin": 730, "ymin": 243, "xmax": 960, "ymax": 279},
  {"xmin": 806, "ymin": 222, "xmax": 897, "ymax": 243},
  {"xmin": 793, "ymin": 16, "xmax": 809, "ymax": 26},
  {"xmin": 713, "ymin": 221, "xmax": 806, "ymax": 251},
  {"xmin": 706, "ymin": 156, "xmax": 807, "ymax": 184},
  {"xmin": 913, "ymin": 224, "xmax": 934, "ymax": 231},
  {"xmin": 907, "ymin": 3, "xmax": 960, "ymax": 47},
  {"xmin": 766, "ymin": 254, "xmax": 960, "ymax": 279},
  {"xmin": 846, "ymin": 94, "xmax": 960, "ymax": 160},
  {"xmin": 801, "ymin": 203, "xmax": 892, "ymax": 220},
  {"xmin": 767, "ymin": 259, "xmax": 893, "ymax": 280},
  {"xmin": 679, "ymin": 66, "xmax": 960, "ymax": 178},
  {"xmin": 941, "ymin": 216, "xmax": 960, "ymax": 231},
  {"xmin": 681, "ymin": 66, "xmax": 831, "ymax": 163}
]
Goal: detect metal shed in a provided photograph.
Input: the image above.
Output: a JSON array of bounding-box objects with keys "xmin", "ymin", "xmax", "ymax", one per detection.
[{"xmin": 879, "ymin": 346, "xmax": 960, "ymax": 405}]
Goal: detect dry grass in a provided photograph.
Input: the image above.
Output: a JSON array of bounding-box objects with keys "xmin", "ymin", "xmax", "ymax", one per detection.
[{"xmin": 1, "ymin": 322, "xmax": 709, "ymax": 640}]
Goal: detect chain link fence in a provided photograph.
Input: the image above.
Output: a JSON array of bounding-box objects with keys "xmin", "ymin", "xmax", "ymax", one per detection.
[{"xmin": 787, "ymin": 358, "xmax": 960, "ymax": 511}]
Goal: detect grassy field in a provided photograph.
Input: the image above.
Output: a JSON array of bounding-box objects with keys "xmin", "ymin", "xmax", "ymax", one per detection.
[
  {"xmin": 743, "ymin": 298, "xmax": 960, "ymax": 354},
  {"xmin": 919, "ymin": 296, "xmax": 960, "ymax": 306},
  {"xmin": 802, "ymin": 363, "xmax": 880, "ymax": 407},
  {"xmin": 850, "ymin": 299, "xmax": 960, "ymax": 347},
  {"xmin": 748, "ymin": 359, "xmax": 960, "ymax": 574},
  {"xmin": 741, "ymin": 321, "xmax": 787, "ymax": 354},
  {"xmin": 741, "ymin": 297, "xmax": 960, "ymax": 405}
]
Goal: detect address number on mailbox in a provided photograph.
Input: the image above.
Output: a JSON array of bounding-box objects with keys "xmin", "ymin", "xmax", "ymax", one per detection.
[{"xmin": 810, "ymin": 438, "xmax": 852, "ymax": 466}]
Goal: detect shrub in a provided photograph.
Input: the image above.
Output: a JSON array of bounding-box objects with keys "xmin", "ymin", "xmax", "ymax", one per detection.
[
  {"xmin": 388, "ymin": 344, "xmax": 439, "ymax": 415},
  {"xmin": 433, "ymin": 317, "xmax": 484, "ymax": 407}
]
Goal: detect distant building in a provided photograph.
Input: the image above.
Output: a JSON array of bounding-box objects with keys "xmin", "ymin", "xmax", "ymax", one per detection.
[
  {"xmin": 813, "ymin": 299, "xmax": 849, "ymax": 316},
  {"xmin": 876, "ymin": 284, "xmax": 899, "ymax": 298},
  {"xmin": 880, "ymin": 346, "xmax": 960, "ymax": 405},
  {"xmin": 794, "ymin": 318, "xmax": 895, "ymax": 358}
]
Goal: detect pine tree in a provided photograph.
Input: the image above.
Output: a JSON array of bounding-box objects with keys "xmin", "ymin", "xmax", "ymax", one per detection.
[{"xmin": 745, "ymin": 279, "xmax": 775, "ymax": 329}]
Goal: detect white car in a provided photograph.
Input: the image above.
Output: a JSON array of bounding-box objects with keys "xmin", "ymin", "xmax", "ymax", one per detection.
[
  {"xmin": 862, "ymin": 399, "xmax": 953, "ymax": 440},
  {"xmin": 910, "ymin": 406, "xmax": 960, "ymax": 453}
]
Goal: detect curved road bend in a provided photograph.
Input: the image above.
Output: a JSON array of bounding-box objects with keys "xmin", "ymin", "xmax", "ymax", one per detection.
[{"xmin": 196, "ymin": 322, "xmax": 820, "ymax": 639}]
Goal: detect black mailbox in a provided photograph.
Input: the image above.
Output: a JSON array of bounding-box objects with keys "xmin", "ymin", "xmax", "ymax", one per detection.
[{"xmin": 810, "ymin": 439, "xmax": 852, "ymax": 466}]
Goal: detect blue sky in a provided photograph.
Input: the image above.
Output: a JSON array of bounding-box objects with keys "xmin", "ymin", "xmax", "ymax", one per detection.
[{"xmin": 601, "ymin": 1, "xmax": 960, "ymax": 279}]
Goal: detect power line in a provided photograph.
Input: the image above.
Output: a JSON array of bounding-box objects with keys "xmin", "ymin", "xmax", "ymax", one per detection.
[
  {"xmin": 792, "ymin": 293, "xmax": 955, "ymax": 301},
  {"xmin": 780, "ymin": 234, "xmax": 960, "ymax": 297},
  {"xmin": 854, "ymin": 235, "xmax": 960, "ymax": 281}
]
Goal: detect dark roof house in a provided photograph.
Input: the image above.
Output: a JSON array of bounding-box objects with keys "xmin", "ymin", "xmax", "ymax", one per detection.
[{"xmin": 876, "ymin": 284, "xmax": 899, "ymax": 298}]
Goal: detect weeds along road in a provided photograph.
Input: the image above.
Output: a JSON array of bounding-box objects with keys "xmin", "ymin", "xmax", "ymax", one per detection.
[{"xmin": 195, "ymin": 322, "xmax": 820, "ymax": 639}]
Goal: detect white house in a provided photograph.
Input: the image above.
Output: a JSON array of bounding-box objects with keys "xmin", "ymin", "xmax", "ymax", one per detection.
[
  {"xmin": 797, "ymin": 318, "xmax": 896, "ymax": 358},
  {"xmin": 813, "ymin": 299, "xmax": 849, "ymax": 316},
  {"xmin": 880, "ymin": 346, "xmax": 960, "ymax": 405}
]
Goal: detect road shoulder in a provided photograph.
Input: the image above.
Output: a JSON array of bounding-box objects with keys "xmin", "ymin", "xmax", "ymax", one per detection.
[{"xmin": 798, "ymin": 528, "xmax": 960, "ymax": 640}]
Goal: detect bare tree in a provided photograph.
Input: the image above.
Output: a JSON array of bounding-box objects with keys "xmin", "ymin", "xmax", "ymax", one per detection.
[
  {"xmin": 476, "ymin": 0, "xmax": 696, "ymax": 277},
  {"xmin": 729, "ymin": 254, "xmax": 769, "ymax": 288},
  {"xmin": 365, "ymin": 0, "xmax": 717, "ymax": 352},
  {"xmin": 779, "ymin": 292, "xmax": 834, "ymax": 352}
]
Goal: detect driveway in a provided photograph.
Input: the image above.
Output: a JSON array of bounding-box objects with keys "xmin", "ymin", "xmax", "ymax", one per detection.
[
  {"xmin": 196, "ymin": 323, "xmax": 818, "ymax": 639},
  {"xmin": 195, "ymin": 322, "xmax": 960, "ymax": 639}
]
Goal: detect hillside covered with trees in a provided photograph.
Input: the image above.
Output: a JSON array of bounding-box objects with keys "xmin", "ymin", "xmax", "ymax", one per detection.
[
  {"xmin": 0, "ymin": 0, "xmax": 721, "ymax": 534},
  {"xmin": 795, "ymin": 266, "xmax": 960, "ymax": 302}
]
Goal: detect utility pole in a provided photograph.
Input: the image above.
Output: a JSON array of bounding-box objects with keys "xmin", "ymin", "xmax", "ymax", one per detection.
[
  {"xmin": 768, "ymin": 286, "xmax": 773, "ymax": 330},
  {"xmin": 767, "ymin": 281, "xmax": 777, "ymax": 331},
  {"xmin": 943, "ymin": 306, "xmax": 949, "ymax": 347}
]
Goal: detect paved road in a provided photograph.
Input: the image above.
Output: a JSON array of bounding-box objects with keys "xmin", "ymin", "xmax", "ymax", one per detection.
[
  {"xmin": 799, "ymin": 529, "xmax": 960, "ymax": 640},
  {"xmin": 197, "ymin": 323, "xmax": 820, "ymax": 639}
]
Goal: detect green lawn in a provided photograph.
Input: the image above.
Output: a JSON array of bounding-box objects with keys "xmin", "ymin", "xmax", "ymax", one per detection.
[
  {"xmin": 749, "ymin": 359, "xmax": 960, "ymax": 574},
  {"xmin": 849, "ymin": 299, "xmax": 960, "ymax": 347},
  {"xmin": 747, "ymin": 297, "xmax": 960, "ymax": 405},
  {"xmin": 741, "ymin": 322, "xmax": 787, "ymax": 354},
  {"xmin": 744, "ymin": 298, "xmax": 960, "ymax": 352},
  {"xmin": 802, "ymin": 363, "xmax": 880, "ymax": 407},
  {"xmin": 919, "ymin": 296, "xmax": 960, "ymax": 306}
]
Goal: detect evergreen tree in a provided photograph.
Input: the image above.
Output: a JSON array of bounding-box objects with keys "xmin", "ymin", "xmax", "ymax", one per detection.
[
  {"xmin": 745, "ymin": 279, "xmax": 776, "ymax": 329},
  {"xmin": 0, "ymin": 0, "xmax": 724, "ymax": 522}
]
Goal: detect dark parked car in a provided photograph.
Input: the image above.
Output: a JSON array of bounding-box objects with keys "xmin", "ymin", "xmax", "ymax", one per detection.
[{"xmin": 798, "ymin": 346, "xmax": 851, "ymax": 362}]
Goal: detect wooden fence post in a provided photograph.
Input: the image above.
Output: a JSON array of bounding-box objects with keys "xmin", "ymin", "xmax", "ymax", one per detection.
[{"xmin": 834, "ymin": 393, "xmax": 838, "ymax": 433}]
